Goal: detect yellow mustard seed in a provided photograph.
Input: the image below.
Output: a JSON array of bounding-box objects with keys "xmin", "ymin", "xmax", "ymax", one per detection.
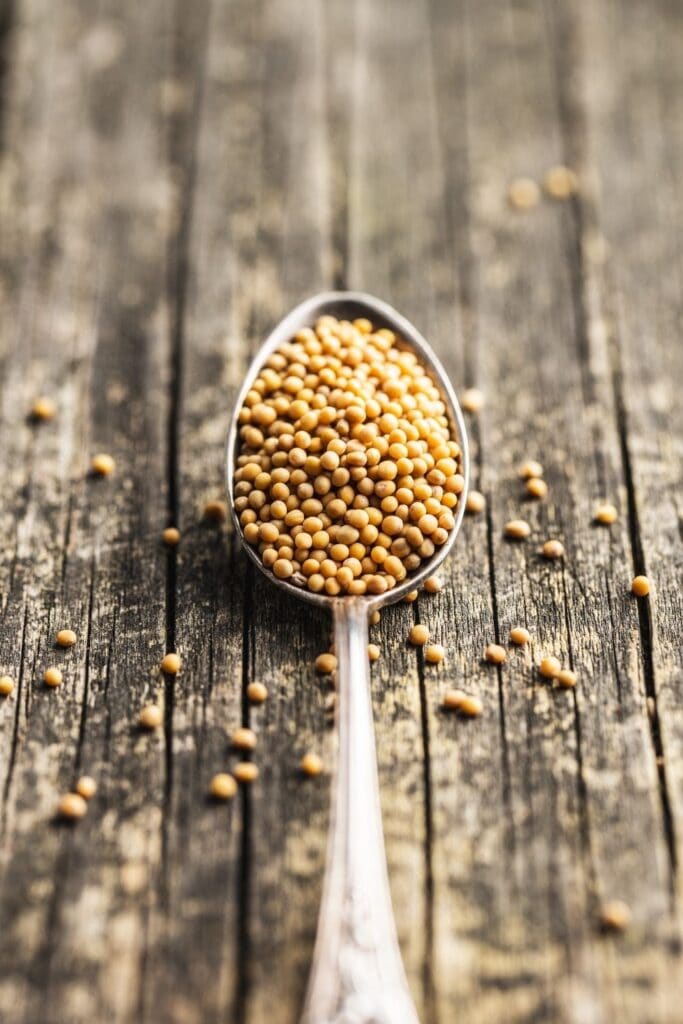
[
  {"xmin": 75, "ymin": 775, "xmax": 97, "ymax": 800},
  {"xmin": 57, "ymin": 792, "xmax": 88, "ymax": 820},
  {"xmin": 315, "ymin": 653, "xmax": 337, "ymax": 674},
  {"xmin": 461, "ymin": 387, "xmax": 485, "ymax": 414},
  {"xmin": 442, "ymin": 689, "xmax": 466, "ymax": 710},
  {"xmin": 466, "ymin": 490, "xmax": 486, "ymax": 514},
  {"xmin": 31, "ymin": 396, "xmax": 57, "ymax": 421},
  {"xmin": 91, "ymin": 453, "xmax": 116, "ymax": 476},
  {"xmin": 409, "ymin": 624, "xmax": 430, "ymax": 646},
  {"xmin": 508, "ymin": 177, "xmax": 540, "ymax": 210},
  {"xmin": 56, "ymin": 629, "xmax": 77, "ymax": 648},
  {"xmin": 594, "ymin": 503, "xmax": 618, "ymax": 525},
  {"xmin": 403, "ymin": 590, "xmax": 419, "ymax": 603},
  {"xmin": 139, "ymin": 704, "xmax": 163, "ymax": 729},
  {"xmin": 539, "ymin": 656, "xmax": 562, "ymax": 679},
  {"xmin": 300, "ymin": 752, "xmax": 324, "ymax": 777},
  {"xmin": 369, "ymin": 610, "xmax": 380, "ymax": 626},
  {"xmin": 509, "ymin": 626, "xmax": 531, "ymax": 646},
  {"xmin": 425, "ymin": 644, "xmax": 445, "ymax": 664},
  {"xmin": 160, "ymin": 652, "xmax": 181, "ymax": 675},
  {"xmin": 542, "ymin": 539, "xmax": 565, "ymax": 560},
  {"xmin": 631, "ymin": 575, "xmax": 650, "ymax": 597},
  {"xmin": 209, "ymin": 772, "xmax": 237, "ymax": 800},
  {"xmin": 203, "ymin": 500, "xmax": 228, "ymax": 522},
  {"xmin": 526, "ymin": 477, "xmax": 548, "ymax": 500},
  {"xmin": 233, "ymin": 761, "xmax": 259, "ymax": 784},
  {"xmin": 162, "ymin": 526, "xmax": 181, "ymax": 546},
  {"xmin": 485, "ymin": 643, "xmax": 507, "ymax": 664},
  {"xmin": 505, "ymin": 519, "xmax": 531, "ymax": 540},
  {"xmin": 518, "ymin": 459, "xmax": 544, "ymax": 479},
  {"xmin": 247, "ymin": 681, "xmax": 268, "ymax": 704},
  {"xmin": 232, "ymin": 727, "xmax": 257, "ymax": 751},
  {"xmin": 424, "ymin": 576, "xmax": 443, "ymax": 594},
  {"xmin": 557, "ymin": 669, "xmax": 577, "ymax": 689},
  {"xmin": 0, "ymin": 675, "xmax": 15, "ymax": 696},
  {"xmin": 543, "ymin": 165, "xmax": 579, "ymax": 200},
  {"xmin": 599, "ymin": 900, "xmax": 632, "ymax": 932},
  {"xmin": 43, "ymin": 667, "xmax": 63, "ymax": 688},
  {"xmin": 458, "ymin": 694, "xmax": 483, "ymax": 717},
  {"xmin": 368, "ymin": 643, "xmax": 380, "ymax": 662}
]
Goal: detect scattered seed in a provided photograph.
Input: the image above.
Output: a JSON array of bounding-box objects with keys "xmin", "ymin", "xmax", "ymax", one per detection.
[
  {"xmin": 543, "ymin": 165, "xmax": 579, "ymax": 200},
  {"xmin": 408, "ymin": 624, "xmax": 430, "ymax": 646},
  {"xmin": 75, "ymin": 776, "xmax": 97, "ymax": 800},
  {"xmin": 209, "ymin": 773, "xmax": 237, "ymax": 800},
  {"xmin": 442, "ymin": 689, "xmax": 466, "ymax": 710},
  {"xmin": 162, "ymin": 526, "xmax": 181, "ymax": 546},
  {"xmin": 505, "ymin": 519, "xmax": 531, "ymax": 540},
  {"xmin": 631, "ymin": 575, "xmax": 650, "ymax": 597},
  {"xmin": 403, "ymin": 590, "xmax": 418, "ymax": 603},
  {"xmin": 594, "ymin": 503, "xmax": 618, "ymax": 525},
  {"xmin": 425, "ymin": 644, "xmax": 445, "ymax": 664},
  {"xmin": 539, "ymin": 656, "xmax": 562, "ymax": 679},
  {"xmin": 485, "ymin": 643, "xmax": 507, "ymax": 665},
  {"xmin": 369, "ymin": 610, "xmax": 380, "ymax": 626},
  {"xmin": 466, "ymin": 490, "xmax": 486, "ymax": 514},
  {"xmin": 518, "ymin": 460, "xmax": 544, "ymax": 479},
  {"xmin": 424, "ymin": 576, "xmax": 443, "ymax": 594},
  {"xmin": 300, "ymin": 752, "xmax": 324, "ymax": 777},
  {"xmin": 315, "ymin": 652, "xmax": 337, "ymax": 674},
  {"xmin": 57, "ymin": 793, "xmax": 88, "ymax": 820},
  {"xmin": 509, "ymin": 626, "xmax": 531, "ymax": 646},
  {"xmin": 599, "ymin": 900, "xmax": 632, "ymax": 932},
  {"xmin": 247, "ymin": 681, "xmax": 268, "ymax": 704},
  {"xmin": 203, "ymin": 500, "xmax": 228, "ymax": 522},
  {"xmin": 139, "ymin": 704, "xmax": 163, "ymax": 729},
  {"xmin": 542, "ymin": 539, "xmax": 565, "ymax": 560},
  {"xmin": 31, "ymin": 397, "xmax": 57, "ymax": 421},
  {"xmin": 43, "ymin": 667, "xmax": 63, "ymax": 688},
  {"xmin": 56, "ymin": 629, "xmax": 77, "ymax": 648},
  {"xmin": 233, "ymin": 761, "xmax": 259, "ymax": 784},
  {"xmin": 160, "ymin": 652, "xmax": 181, "ymax": 675},
  {"xmin": 232, "ymin": 727, "xmax": 257, "ymax": 751},
  {"xmin": 368, "ymin": 643, "xmax": 380, "ymax": 662},
  {"xmin": 526, "ymin": 477, "xmax": 548, "ymax": 500},
  {"xmin": 557, "ymin": 669, "xmax": 577, "ymax": 689},
  {"xmin": 508, "ymin": 177, "xmax": 540, "ymax": 210},
  {"xmin": 91, "ymin": 453, "xmax": 116, "ymax": 476},
  {"xmin": 458, "ymin": 695, "xmax": 483, "ymax": 717},
  {"xmin": 461, "ymin": 387, "xmax": 485, "ymax": 414},
  {"xmin": 0, "ymin": 675, "xmax": 14, "ymax": 696}
]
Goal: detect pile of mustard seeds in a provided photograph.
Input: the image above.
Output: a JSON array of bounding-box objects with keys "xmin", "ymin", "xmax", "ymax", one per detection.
[{"xmin": 233, "ymin": 316, "xmax": 463, "ymax": 596}]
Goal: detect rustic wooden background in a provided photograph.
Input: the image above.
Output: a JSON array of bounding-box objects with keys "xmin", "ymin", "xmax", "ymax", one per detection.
[{"xmin": 1, "ymin": 0, "xmax": 682, "ymax": 1022}]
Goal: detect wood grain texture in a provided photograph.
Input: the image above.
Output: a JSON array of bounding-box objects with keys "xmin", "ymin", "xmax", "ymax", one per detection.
[{"xmin": 0, "ymin": 0, "xmax": 681, "ymax": 1022}]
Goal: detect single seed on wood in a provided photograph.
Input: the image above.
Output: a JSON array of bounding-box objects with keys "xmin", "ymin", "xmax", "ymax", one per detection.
[
  {"xmin": 526, "ymin": 477, "xmax": 548, "ymax": 499},
  {"xmin": 43, "ymin": 667, "xmax": 63, "ymax": 688},
  {"xmin": 539, "ymin": 656, "xmax": 562, "ymax": 679},
  {"xmin": 403, "ymin": 590, "xmax": 418, "ymax": 603},
  {"xmin": 75, "ymin": 776, "xmax": 97, "ymax": 800},
  {"xmin": 599, "ymin": 900, "xmax": 632, "ymax": 932},
  {"xmin": 209, "ymin": 773, "xmax": 237, "ymax": 800},
  {"xmin": 485, "ymin": 643, "xmax": 507, "ymax": 664},
  {"xmin": 508, "ymin": 177, "xmax": 540, "ymax": 210},
  {"xmin": 31, "ymin": 397, "xmax": 57, "ymax": 421},
  {"xmin": 505, "ymin": 519, "xmax": 531, "ymax": 540},
  {"xmin": 57, "ymin": 793, "xmax": 88, "ymax": 820},
  {"xmin": 425, "ymin": 644, "xmax": 445, "ymax": 664},
  {"xmin": 461, "ymin": 387, "xmax": 485, "ymax": 414},
  {"xmin": 91, "ymin": 453, "xmax": 116, "ymax": 476},
  {"xmin": 542, "ymin": 539, "xmax": 565, "ymax": 560},
  {"xmin": 0, "ymin": 675, "xmax": 15, "ymax": 696},
  {"xmin": 509, "ymin": 627, "xmax": 531, "ymax": 646},
  {"xmin": 300, "ymin": 752, "xmax": 324, "ymax": 777},
  {"xmin": 232, "ymin": 727, "xmax": 257, "ymax": 751},
  {"xmin": 409, "ymin": 624, "xmax": 429, "ymax": 646},
  {"xmin": 424, "ymin": 576, "xmax": 443, "ymax": 593},
  {"xmin": 368, "ymin": 643, "xmax": 380, "ymax": 662},
  {"xmin": 466, "ymin": 490, "xmax": 486, "ymax": 514},
  {"xmin": 543, "ymin": 165, "xmax": 579, "ymax": 199},
  {"xmin": 161, "ymin": 652, "xmax": 181, "ymax": 675},
  {"xmin": 247, "ymin": 681, "xmax": 268, "ymax": 704},
  {"xmin": 162, "ymin": 526, "xmax": 181, "ymax": 546},
  {"xmin": 557, "ymin": 669, "xmax": 577, "ymax": 689},
  {"xmin": 369, "ymin": 611, "xmax": 380, "ymax": 626},
  {"xmin": 203, "ymin": 500, "xmax": 228, "ymax": 522},
  {"xmin": 233, "ymin": 762, "xmax": 259, "ymax": 784},
  {"xmin": 518, "ymin": 460, "xmax": 544, "ymax": 479},
  {"xmin": 139, "ymin": 704, "xmax": 163, "ymax": 729},
  {"xmin": 457, "ymin": 694, "xmax": 483, "ymax": 717},
  {"xmin": 56, "ymin": 629, "xmax": 77, "ymax": 648},
  {"xmin": 594, "ymin": 503, "xmax": 618, "ymax": 525},
  {"xmin": 315, "ymin": 653, "xmax": 337, "ymax": 674},
  {"xmin": 442, "ymin": 689, "xmax": 466, "ymax": 710},
  {"xmin": 631, "ymin": 575, "xmax": 650, "ymax": 597}
]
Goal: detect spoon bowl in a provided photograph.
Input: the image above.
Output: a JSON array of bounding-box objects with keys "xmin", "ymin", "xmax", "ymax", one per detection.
[{"xmin": 226, "ymin": 291, "xmax": 469, "ymax": 1024}]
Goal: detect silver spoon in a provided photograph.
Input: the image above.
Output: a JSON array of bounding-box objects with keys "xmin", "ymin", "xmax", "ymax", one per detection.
[{"xmin": 226, "ymin": 291, "xmax": 469, "ymax": 1024}]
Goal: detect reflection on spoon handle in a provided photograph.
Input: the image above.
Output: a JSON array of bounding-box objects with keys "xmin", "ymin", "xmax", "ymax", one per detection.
[{"xmin": 300, "ymin": 601, "xmax": 421, "ymax": 1024}]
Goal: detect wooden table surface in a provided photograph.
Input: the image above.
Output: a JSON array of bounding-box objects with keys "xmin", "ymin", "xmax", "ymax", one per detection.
[{"xmin": 1, "ymin": 1, "xmax": 682, "ymax": 1022}]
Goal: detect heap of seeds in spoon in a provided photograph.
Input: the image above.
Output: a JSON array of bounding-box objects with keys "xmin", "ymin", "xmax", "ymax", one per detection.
[{"xmin": 234, "ymin": 315, "xmax": 463, "ymax": 596}]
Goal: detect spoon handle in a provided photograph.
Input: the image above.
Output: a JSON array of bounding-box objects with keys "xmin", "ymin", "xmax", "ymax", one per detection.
[{"xmin": 300, "ymin": 601, "xmax": 421, "ymax": 1024}]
